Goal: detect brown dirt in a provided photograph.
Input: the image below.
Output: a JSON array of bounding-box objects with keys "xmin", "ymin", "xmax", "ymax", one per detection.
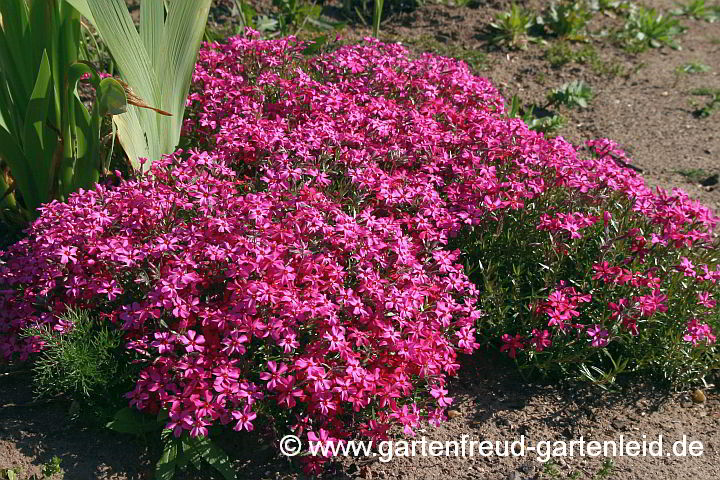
[
  {"xmin": 2, "ymin": 354, "xmax": 719, "ymax": 479},
  {"xmin": 2, "ymin": 1, "xmax": 720, "ymax": 479}
]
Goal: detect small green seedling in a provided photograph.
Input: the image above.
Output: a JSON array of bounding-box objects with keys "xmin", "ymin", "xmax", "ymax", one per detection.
[
  {"xmin": 671, "ymin": 0, "xmax": 720, "ymax": 22},
  {"xmin": 537, "ymin": 2, "xmax": 593, "ymax": 41},
  {"xmin": 691, "ymin": 87, "xmax": 720, "ymax": 117},
  {"xmin": 677, "ymin": 61, "xmax": 711, "ymax": 74},
  {"xmin": 41, "ymin": 457, "xmax": 64, "ymax": 479},
  {"xmin": 488, "ymin": 3, "xmax": 536, "ymax": 50},
  {"xmin": 547, "ymin": 80, "xmax": 593, "ymax": 109},
  {"xmin": 508, "ymin": 94, "xmax": 567, "ymax": 137},
  {"xmin": 594, "ymin": 459, "xmax": 615, "ymax": 479},
  {"xmin": 619, "ymin": 7, "xmax": 686, "ymax": 51},
  {"xmin": 542, "ymin": 460, "xmax": 562, "ymax": 478}
]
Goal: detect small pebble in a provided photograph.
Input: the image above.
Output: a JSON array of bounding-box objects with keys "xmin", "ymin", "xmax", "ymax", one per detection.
[
  {"xmin": 692, "ymin": 389, "xmax": 706, "ymax": 404},
  {"xmin": 447, "ymin": 409, "xmax": 461, "ymax": 419}
]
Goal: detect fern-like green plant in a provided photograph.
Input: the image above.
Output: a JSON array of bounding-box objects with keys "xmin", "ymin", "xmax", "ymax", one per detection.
[{"xmin": 23, "ymin": 308, "xmax": 130, "ymax": 402}]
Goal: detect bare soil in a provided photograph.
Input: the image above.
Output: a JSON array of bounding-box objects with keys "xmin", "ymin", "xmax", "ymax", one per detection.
[{"xmin": 2, "ymin": 1, "xmax": 719, "ymax": 479}]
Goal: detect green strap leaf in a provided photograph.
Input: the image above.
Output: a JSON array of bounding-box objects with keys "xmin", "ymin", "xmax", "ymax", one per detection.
[
  {"xmin": 140, "ymin": 0, "xmax": 165, "ymax": 69},
  {"xmin": 106, "ymin": 407, "xmax": 162, "ymax": 435},
  {"xmin": 112, "ymin": 106, "xmax": 150, "ymax": 172},
  {"xmin": 0, "ymin": 0, "xmax": 32, "ymax": 122},
  {"xmin": 69, "ymin": 0, "xmax": 210, "ymax": 170},
  {"xmin": 199, "ymin": 439, "xmax": 236, "ymax": 480},
  {"xmin": 0, "ymin": 0, "xmax": 32, "ymax": 99},
  {"xmin": 0, "ymin": 125, "xmax": 34, "ymax": 211},
  {"xmin": 177, "ymin": 436, "xmax": 236, "ymax": 480},
  {"xmin": 0, "ymin": 70, "xmax": 18, "ymax": 135},
  {"xmin": 155, "ymin": 436, "xmax": 179, "ymax": 480},
  {"xmin": 62, "ymin": 0, "xmax": 96, "ymax": 26},
  {"xmin": 85, "ymin": 0, "xmax": 161, "ymax": 168},
  {"xmin": 27, "ymin": 0, "xmax": 55, "ymax": 100},
  {"xmin": 85, "ymin": 0, "xmax": 159, "ymax": 113},
  {"xmin": 22, "ymin": 50, "xmax": 57, "ymax": 213},
  {"xmin": 159, "ymin": 0, "xmax": 212, "ymax": 152}
]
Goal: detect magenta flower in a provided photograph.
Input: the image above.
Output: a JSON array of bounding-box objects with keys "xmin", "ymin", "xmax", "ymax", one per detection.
[
  {"xmin": 231, "ymin": 405, "xmax": 257, "ymax": 432},
  {"xmin": 259, "ymin": 361, "xmax": 288, "ymax": 390},
  {"xmin": 683, "ymin": 319, "xmax": 717, "ymax": 346},
  {"xmin": 179, "ymin": 330, "xmax": 205, "ymax": 353},
  {"xmin": 586, "ymin": 325, "xmax": 610, "ymax": 347},
  {"xmin": 429, "ymin": 385, "xmax": 453, "ymax": 407},
  {"xmin": 57, "ymin": 246, "xmax": 78, "ymax": 265},
  {"xmin": 530, "ymin": 329, "xmax": 552, "ymax": 352},
  {"xmin": 500, "ymin": 334, "xmax": 525, "ymax": 358},
  {"xmin": 697, "ymin": 292, "xmax": 716, "ymax": 309}
]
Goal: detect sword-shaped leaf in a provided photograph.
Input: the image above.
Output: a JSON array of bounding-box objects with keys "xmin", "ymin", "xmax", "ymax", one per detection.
[
  {"xmin": 71, "ymin": 0, "xmax": 211, "ymax": 171},
  {"xmin": 22, "ymin": 50, "xmax": 57, "ymax": 214}
]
